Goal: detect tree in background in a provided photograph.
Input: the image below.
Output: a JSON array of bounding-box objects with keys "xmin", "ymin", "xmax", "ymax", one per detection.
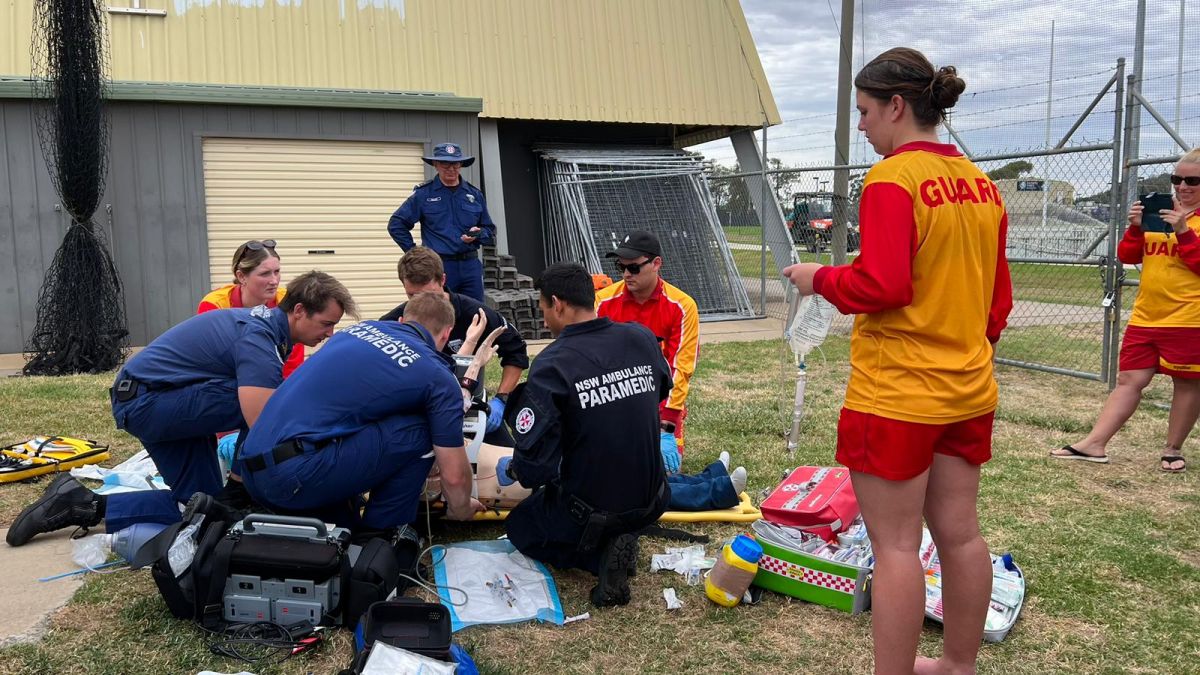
[{"xmin": 986, "ymin": 160, "xmax": 1035, "ymax": 181}]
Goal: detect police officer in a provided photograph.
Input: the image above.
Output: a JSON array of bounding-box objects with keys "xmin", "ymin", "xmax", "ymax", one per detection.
[
  {"xmin": 388, "ymin": 142, "xmax": 495, "ymax": 302},
  {"xmin": 6, "ymin": 271, "xmax": 355, "ymax": 547},
  {"xmin": 499, "ymin": 263, "xmax": 671, "ymax": 607},
  {"xmin": 239, "ymin": 292, "xmax": 486, "ymax": 530},
  {"xmin": 381, "ymin": 246, "xmax": 528, "ymax": 446}
]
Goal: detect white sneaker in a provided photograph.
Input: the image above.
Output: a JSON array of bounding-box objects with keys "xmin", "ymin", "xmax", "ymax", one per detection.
[
  {"xmin": 718, "ymin": 451, "xmax": 731, "ymax": 471},
  {"xmin": 729, "ymin": 466, "xmax": 747, "ymax": 495}
]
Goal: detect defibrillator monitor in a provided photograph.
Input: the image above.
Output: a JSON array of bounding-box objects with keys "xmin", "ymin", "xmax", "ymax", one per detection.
[{"xmin": 1139, "ymin": 192, "xmax": 1174, "ymax": 233}]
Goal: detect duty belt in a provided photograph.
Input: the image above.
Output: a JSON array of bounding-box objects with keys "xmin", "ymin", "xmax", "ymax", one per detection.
[
  {"xmin": 438, "ymin": 251, "xmax": 478, "ymax": 262},
  {"xmin": 564, "ymin": 481, "xmax": 668, "ymax": 552},
  {"xmin": 242, "ymin": 438, "xmax": 330, "ymax": 473}
]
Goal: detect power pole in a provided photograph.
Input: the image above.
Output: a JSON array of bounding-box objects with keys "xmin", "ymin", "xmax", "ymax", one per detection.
[{"xmin": 831, "ymin": 0, "xmax": 855, "ymax": 265}]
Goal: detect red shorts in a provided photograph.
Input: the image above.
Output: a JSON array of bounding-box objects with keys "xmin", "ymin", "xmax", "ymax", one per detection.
[
  {"xmin": 1119, "ymin": 325, "xmax": 1200, "ymax": 379},
  {"xmin": 835, "ymin": 408, "xmax": 995, "ymax": 481}
]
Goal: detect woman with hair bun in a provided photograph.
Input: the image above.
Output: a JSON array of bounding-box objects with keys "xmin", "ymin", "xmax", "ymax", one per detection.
[{"xmin": 784, "ymin": 47, "xmax": 1012, "ymax": 675}]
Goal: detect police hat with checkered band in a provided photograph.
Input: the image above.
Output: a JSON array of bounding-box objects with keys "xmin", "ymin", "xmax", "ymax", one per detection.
[{"xmin": 422, "ymin": 142, "xmax": 475, "ymax": 167}]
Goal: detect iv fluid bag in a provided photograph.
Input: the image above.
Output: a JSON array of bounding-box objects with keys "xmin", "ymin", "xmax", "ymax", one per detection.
[{"xmin": 786, "ymin": 295, "xmax": 836, "ymax": 361}]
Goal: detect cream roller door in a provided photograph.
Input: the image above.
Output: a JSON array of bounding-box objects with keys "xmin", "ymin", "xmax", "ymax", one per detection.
[{"xmin": 202, "ymin": 137, "xmax": 424, "ymax": 334}]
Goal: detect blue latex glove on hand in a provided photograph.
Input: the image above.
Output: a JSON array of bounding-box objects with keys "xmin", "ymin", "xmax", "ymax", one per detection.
[
  {"xmin": 660, "ymin": 431, "xmax": 680, "ymax": 474},
  {"xmin": 496, "ymin": 456, "xmax": 515, "ymax": 486},
  {"xmin": 487, "ymin": 397, "xmax": 506, "ymax": 433}
]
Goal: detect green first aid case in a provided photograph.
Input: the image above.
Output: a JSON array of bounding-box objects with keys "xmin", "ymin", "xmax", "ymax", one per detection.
[{"xmin": 751, "ymin": 519, "xmax": 872, "ymax": 614}]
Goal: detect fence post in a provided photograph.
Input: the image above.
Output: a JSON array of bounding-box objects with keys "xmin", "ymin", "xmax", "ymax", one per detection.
[
  {"xmin": 760, "ymin": 120, "xmax": 768, "ymax": 315},
  {"xmin": 1102, "ymin": 59, "xmax": 1126, "ymax": 390}
]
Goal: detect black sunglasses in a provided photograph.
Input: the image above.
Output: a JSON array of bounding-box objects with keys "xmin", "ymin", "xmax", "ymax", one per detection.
[
  {"xmin": 236, "ymin": 239, "xmax": 277, "ymax": 265},
  {"xmin": 615, "ymin": 258, "xmax": 654, "ymax": 275},
  {"xmin": 1170, "ymin": 175, "xmax": 1200, "ymax": 186}
]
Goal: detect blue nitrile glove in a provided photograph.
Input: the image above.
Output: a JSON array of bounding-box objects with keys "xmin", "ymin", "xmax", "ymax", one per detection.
[
  {"xmin": 496, "ymin": 456, "xmax": 515, "ymax": 486},
  {"xmin": 660, "ymin": 432, "xmax": 681, "ymax": 474},
  {"xmin": 487, "ymin": 397, "xmax": 506, "ymax": 433}
]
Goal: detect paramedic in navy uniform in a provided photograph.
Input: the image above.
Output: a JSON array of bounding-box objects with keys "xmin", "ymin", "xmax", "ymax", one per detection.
[
  {"xmin": 6, "ymin": 271, "xmax": 354, "ymax": 547},
  {"xmin": 387, "ymin": 142, "xmax": 496, "ymax": 301},
  {"xmin": 238, "ymin": 292, "xmax": 485, "ymax": 529},
  {"xmin": 499, "ymin": 263, "xmax": 672, "ymax": 607}
]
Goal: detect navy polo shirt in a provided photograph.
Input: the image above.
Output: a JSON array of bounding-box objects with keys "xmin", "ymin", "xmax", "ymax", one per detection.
[
  {"xmin": 241, "ymin": 321, "xmax": 464, "ymax": 458},
  {"xmin": 121, "ymin": 306, "xmax": 291, "ymax": 390},
  {"xmin": 387, "ymin": 177, "xmax": 496, "ymax": 255}
]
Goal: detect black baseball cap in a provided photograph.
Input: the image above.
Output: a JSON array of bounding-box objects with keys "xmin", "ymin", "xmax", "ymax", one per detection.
[{"xmin": 605, "ymin": 230, "xmax": 661, "ymax": 260}]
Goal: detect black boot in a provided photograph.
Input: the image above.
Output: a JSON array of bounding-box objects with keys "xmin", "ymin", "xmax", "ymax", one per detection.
[
  {"xmin": 6, "ymin": 474, "xmax": 104, "ymax": 547},
  {"xmin": 590, "ymin": 533, "xmax": 639, "ymax": 608}
]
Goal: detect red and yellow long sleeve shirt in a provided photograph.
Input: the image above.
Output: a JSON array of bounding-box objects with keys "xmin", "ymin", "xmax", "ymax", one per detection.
[
  {"xmin": 197, "ymin": 284, "xmax": 305, "ymax": 378},
  {"xmin": 595, "ymin": 278, "xmax": 699, "ymax": 425},
  {"xmin": 813, "ymin": 141, "xmax": 1013, "ymax": 424},
  {"xmin": 1117, "ymin": 213, "xmax": 1200, "ymax": 327}
]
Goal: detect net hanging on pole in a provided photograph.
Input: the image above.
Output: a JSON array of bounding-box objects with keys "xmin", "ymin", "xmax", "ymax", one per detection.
[
  {"xmin": 24, "ymin": 0, "xmax": 128, "ymax": 375},
  {"xmin": 537, "ymin": 146, "xmax": 755, "ymax": 321}
]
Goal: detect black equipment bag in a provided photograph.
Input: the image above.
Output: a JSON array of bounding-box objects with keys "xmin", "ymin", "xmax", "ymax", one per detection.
[
  {"xmin": 131, "ymin": 496, "xmax": 233, "ymax": 625},
  {"xmin": 343, "ymin": 537, "xmax": 400, "ymax": 629}
]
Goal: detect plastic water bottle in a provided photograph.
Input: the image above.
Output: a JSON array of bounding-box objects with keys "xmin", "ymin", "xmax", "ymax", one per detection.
[
  {"xmin": 705, "ymin": 534, "xmax": 763, "ymax": 607},
  {"xmin": 105, "ymin": 522, "xmax": 168, "ymax": 562}
]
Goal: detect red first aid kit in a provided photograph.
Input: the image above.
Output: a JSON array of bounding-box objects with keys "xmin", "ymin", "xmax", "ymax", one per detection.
[{"xmin": 760, "ymin": 466, "xmax": 859, "ymax": 540}]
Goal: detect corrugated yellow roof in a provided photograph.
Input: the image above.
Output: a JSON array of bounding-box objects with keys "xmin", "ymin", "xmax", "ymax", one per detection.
[{"xmin": 1, "ymin": 0, "xmax": 778, "ymax": 127}]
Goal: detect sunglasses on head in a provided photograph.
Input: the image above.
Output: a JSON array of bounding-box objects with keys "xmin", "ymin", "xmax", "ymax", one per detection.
[
  {"xmin": 1170, "ymin": 175, "xmax": 1200, "ymax": 186},
  {"xmin": 615, "ymin": 258, "xmax": 653, "ymax": 275},
  {"xmin": 236, "ymin": 239, "xmax": 277, "ymax": 265}
]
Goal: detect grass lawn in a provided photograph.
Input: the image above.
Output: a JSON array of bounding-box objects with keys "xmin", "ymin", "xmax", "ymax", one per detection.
[
  {"xmin": 1, "ymin": 339, "xmax": 1197, "ymax": 674},
  {"xmin": 723, "ymin": 225, "xmax": 1142, "ymax": 310}
]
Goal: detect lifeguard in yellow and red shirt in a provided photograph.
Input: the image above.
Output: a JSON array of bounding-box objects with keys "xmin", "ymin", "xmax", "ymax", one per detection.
[
  {"xmin": 198, "ymin": 239, "xmax": 305, "ymax": 378},
  {"xmin": 785, "ymin": 48, "xmax": 1012, "ymax": 675},
  {"xmin": 595, "ymin": 230, "xmax": 700, "ymax": 472},
  {"xmin": 1058, "ymin": 149, "xmax": 1200, "ymax": 472}
]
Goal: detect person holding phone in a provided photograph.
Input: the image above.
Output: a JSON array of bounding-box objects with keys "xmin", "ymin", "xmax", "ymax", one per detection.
[
  {"xmin": 1057, "ymin": 149, "xmax": 1200, "ymax": 472},
  {"xmin": 783, "ymin": 48, "xmax": 1011, "ymax": 675},
  {"xmin": 387, "ymin": 142, "xmax": 496, "ymax": 301}
]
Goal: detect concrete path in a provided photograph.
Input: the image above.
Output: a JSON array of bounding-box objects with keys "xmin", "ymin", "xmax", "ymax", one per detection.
[{"xmin": 0, "ymin": 527, "xmax": 86, "ymax": 648}]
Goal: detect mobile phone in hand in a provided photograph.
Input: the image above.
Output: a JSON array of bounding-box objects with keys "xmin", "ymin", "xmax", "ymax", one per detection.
[{"xmin": 1139, "ymin": 192, "xmax": 1174, "ymax": 233}]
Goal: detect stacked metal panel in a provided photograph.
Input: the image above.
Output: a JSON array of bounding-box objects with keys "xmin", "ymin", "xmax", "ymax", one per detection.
[{"xmin": 537, "ymin": 146, "xmax": 754, "ymax": 321}]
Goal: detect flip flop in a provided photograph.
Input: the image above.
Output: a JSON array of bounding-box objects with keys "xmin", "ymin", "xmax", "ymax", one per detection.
[
  {"xmin": 1051, "ymin": 445, "xmax": 1110, "ymax": 464},
  {"xmin": 1160, "ymin": 455, "xmax": 1186, "ymax": 473}
]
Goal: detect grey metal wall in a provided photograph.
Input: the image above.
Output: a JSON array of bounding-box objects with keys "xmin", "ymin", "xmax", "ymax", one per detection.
[{"xmin": 0, "ymin": 100, "xmax": 477, "ymax": 353}]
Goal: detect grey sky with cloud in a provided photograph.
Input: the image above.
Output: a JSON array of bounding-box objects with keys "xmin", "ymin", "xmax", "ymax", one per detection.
[{"xmin": 696, "ymin": 0, "xmax": 1195, "ymax": 180}]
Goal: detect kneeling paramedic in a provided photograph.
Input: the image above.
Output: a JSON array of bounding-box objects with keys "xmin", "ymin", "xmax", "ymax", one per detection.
[
  {"xmin": 238, "ymin": 292, "xmax": 485, "ymax": 532},
  {"xmin": 6, "ymin": 271, "xmax": 354, "ymax": 547},
  {"xmin": 499, "ymin": 263, "xmax": 671, "ymax": 607}
]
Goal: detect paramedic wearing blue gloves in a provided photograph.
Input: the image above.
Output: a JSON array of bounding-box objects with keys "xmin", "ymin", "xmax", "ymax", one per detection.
[
  {"xmin": 387, "ymin": 142, "xmax": 496, "ymax": 301},
  {"xmin": 381, "ymin": 246, "xmax": 528, "ymax": 446},
  {"xmin": 6, "ymin": 272, "xmax": 355, "ymax": 547},
  {"xmin": 239, "ymin": 292, "xmax": 485, "ymax": 529},
  {"xmin": 500, "ymin": 263, "xmax": 672, "ymax": 608}
]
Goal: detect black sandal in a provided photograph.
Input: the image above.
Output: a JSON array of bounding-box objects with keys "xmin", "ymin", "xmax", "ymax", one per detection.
[{"xmin": 1160, "ymin": 455, "xmax": 1186, "ymax": 473}]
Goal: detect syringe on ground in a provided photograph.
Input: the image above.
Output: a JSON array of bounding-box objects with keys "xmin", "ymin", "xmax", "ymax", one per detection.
[{"xmin": 784, "ymin": 293, "xmax": 836, "ymax": 456}]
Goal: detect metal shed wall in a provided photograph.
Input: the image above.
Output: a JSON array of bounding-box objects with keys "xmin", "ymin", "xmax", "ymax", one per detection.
[
  {"xmin": 0, "ymin": 99, "xmax": 477, "ymax": 353},
  {"xmin": 0, "ymin": 0, "xmax": 780, "ymax": 127}
]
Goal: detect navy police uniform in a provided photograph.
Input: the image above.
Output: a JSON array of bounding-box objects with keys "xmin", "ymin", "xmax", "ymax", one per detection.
[
  {"xmin": 388, "ymin": 177, "xmax": 495, "ymax": 302},
  {"xmin": 105, "ymin": 306, "xmax": 293, "ymax": 531},
  {"xmin": 503, "ymin": 317, "xmax": 672, "ymax": 574},
  {"xmin": 239, "ymin": 321, "xmax": 463, "ymax": 530}
]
